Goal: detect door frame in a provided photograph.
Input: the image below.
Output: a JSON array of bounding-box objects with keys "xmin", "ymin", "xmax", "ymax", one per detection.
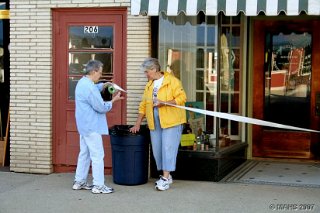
[
  {"xmin": 252, "ymin": 18, "xmax": 320, "ymax": 159},
  {"xmin": 52, "ymin": 8, "xmax": 127, "ymax": 172}
]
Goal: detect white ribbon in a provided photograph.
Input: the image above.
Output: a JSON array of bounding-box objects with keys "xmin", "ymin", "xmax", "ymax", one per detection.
[
  {"xmin": 112, "ymin": 83, "xmax": 320, "ymax": 133},
  {"xmin": 164, "ymin": 102, "xmax": 320, "ymax": 133}
]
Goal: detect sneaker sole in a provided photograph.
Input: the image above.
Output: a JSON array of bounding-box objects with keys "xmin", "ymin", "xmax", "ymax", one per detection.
[
  {"xmin": 91, "ymin": 187, "xmax": 114, "ymax": 194},
  {"xmin": 155, "ymin": 185, "xmax": 169, "ymax": 191},
  {"xmin": 155, "ymin": 179, "xmax": 173, "ymax": 185},
  {"xmin": 72, "ymin": 186, "xmax": 92, "ymax": 190},
  {"xmin": 91, "ymin": 190, "xmax": 113, "ymax": 194}
]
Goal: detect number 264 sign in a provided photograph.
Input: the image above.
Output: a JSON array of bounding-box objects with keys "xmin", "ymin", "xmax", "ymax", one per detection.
[{"xmin": 84, "ymin": 26, "xmax": 98, "ymax": 34}]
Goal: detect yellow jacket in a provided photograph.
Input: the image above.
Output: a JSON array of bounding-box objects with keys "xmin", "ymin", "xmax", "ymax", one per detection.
[{"xmin": 139, "ymin": 72, "xmax": 187, "ymax": 130}]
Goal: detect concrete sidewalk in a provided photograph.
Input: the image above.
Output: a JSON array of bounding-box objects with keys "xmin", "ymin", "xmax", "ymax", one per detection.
[{"xmin": 0, "ymin": 171, "xmax": 320, "ymax": 213}]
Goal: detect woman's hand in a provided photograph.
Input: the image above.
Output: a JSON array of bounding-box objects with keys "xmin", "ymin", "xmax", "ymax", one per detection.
[
  {"xmin": 153, "ymin": 98, "xmax": 176, "ymax": 107},
  {"xmin": 153, "ymin": 98, "xmax": 166, "ymax": 107},
  {"xmin": 111, "ymin": 91, "xmax": 124, "ymax": 103},
  {"xmin": 130, "ymin": 114, "xmax": 145, "ymax": 134},
  {"xmin": 129, "ymin": 124, "xmax": 140, "ymax": 133}
]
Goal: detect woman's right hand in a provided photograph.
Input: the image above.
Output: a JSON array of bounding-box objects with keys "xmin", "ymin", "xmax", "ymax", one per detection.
[
  {"xmin": 111, "ymin": 91, "xmax": 124, "ymax": 103},
  {"xmin": 130, "ymin": 124, "xmax": 140, "ymax": 133}
]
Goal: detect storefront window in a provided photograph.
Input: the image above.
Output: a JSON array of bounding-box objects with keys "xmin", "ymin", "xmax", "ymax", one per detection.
[
  {"xmin": 219, "ymin": 15, "xmax": 242, "ymax": 138},
  {"xmin": 159, "ymin": 13, "xmax": 244, "ymax": 151}
]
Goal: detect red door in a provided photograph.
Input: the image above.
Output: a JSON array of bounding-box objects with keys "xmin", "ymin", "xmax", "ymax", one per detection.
[{"xmin": 52, "ymin": 8, "xmax": 127, "ymax": 173}]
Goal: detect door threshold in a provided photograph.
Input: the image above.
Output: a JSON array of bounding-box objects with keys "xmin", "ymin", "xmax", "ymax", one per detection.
[{"xmin": 252, "ymin": 157, "xmax": 320, "ymax": 164}]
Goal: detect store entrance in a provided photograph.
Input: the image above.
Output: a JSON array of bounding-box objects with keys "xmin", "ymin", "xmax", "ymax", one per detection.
[
  {"xmin": 252, "ymin": 19, "xmax": 320, "ymax": 160},
  {"xmin": 52, "ymin": 8, "xmax": 127, "ymax": 173}
]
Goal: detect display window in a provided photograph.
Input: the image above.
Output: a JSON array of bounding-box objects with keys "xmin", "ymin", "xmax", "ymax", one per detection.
[{"xmin": 158, "ymin": 12, "xmax": 246, "ymax": 152}]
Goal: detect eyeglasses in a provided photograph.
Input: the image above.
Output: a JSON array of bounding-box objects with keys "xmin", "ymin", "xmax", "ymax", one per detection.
[{"xmin": 144, "ymin": 69, "xmax": 154, "ymax": 74}]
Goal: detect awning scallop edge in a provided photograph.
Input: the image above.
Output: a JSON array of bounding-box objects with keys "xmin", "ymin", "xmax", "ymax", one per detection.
[{"xmin": 131, "ymin": 0, "xmax": 320, "ymax": 16}]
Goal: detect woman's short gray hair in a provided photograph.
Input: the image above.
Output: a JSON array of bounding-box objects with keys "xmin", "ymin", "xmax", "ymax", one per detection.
[
  {"xmin": 85, "ymin": 60, "xmax": 103, "ymax": 74},
  {"xmin": 140, "ymin": 57, "xmax": 161, "ymax": 72}
]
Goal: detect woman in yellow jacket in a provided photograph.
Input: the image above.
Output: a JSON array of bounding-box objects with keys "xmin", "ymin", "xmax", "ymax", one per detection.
[{"xmin": 130, "ymin": 58, "xmax": 187, "ymax": 191}]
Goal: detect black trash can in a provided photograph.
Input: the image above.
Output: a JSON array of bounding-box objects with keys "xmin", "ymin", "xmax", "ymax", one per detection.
[{"xmin": 109, "ymin": 125, "xmax": 150, "ymax": 185}]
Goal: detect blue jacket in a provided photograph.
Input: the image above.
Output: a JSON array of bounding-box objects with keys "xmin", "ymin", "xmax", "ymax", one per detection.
[{"xmin": 75, "ymin": 76, "xmax": 112, "ymax": 136}]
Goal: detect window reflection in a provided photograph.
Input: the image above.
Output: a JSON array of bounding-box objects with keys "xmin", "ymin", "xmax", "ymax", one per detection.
[
  {"xmin": 219, "ymin": 15, "xmax": 242, "ymax": 137},
  {"xmin": 265, "ymin": 32, "xmax": 311, "ymax": 128},
  {"xmin": 68, "ymin": 25, "xmax": 114, "ymax": 100},
  {"xmin": 68, "ymin": 76, "xmax": 81, "ymax": 100},
  {"xmin": 159, "ymin": 12, "xmax": 243, "ymax": 144},
  {"xmin": 68, "ymin": 52, "xmax": 112, "ymax": 75},
  {"xmin": 267, "ymin": 32, "xmax": 311, "ymax": 97}
]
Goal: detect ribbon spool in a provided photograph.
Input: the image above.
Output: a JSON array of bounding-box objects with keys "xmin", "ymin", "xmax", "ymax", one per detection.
[
  {"xmin": 107, "ymin": 85, "xmax": 116, "ymax": 94},
  {"xmin": 100, "ymin": 83, "xmax": 115, "ymax": 101}
]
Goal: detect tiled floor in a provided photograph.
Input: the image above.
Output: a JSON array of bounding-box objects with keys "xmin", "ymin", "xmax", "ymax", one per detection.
[{"xmin": 223, "ymin": 160, "xmax": 320, "ymax": 188}]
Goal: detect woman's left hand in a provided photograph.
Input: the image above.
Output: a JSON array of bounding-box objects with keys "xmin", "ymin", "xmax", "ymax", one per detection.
[
  {"xmin": 153, "ymin": 99, "xmax": 176, "ymax": 107},
  {"xmin": 153, "ymin": 98, "xmax": 166, "ymax": 107}
]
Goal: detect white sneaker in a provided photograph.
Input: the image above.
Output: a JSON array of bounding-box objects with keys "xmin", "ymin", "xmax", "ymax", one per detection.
[
  {"xmin": 72, "ymin": 181, "xmax": 93, "ymax": 190},
  {"xmin": 155, "ymin": 175, "xmax": 173, "ymax": 186},
  {"xmin": 155, "ymin": 176, "xmax": 170, "ymax": 191},
  {"xmin": 91, "ymin": 185, "xmax": 114, "ymax": 194}
]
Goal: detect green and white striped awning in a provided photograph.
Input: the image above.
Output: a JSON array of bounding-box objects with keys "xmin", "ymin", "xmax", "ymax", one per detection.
[{"xmin": 131, "ymin": 0, "xmax": 320, "ymax": 16}]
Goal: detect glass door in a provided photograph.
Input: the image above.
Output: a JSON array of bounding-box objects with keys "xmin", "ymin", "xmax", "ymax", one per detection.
[
  {"xmin": 252, "ymin": 19, "xmax": 320, "ymax": 159},
  {"xmin": 264, "ymin": 32, "xmax": 312, "ymax": 128}
]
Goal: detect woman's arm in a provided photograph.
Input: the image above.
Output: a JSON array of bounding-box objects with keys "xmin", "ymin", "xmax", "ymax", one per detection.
[{"xmin": 130, "ymin": 113, "xmax": 145, "ymax": 133}]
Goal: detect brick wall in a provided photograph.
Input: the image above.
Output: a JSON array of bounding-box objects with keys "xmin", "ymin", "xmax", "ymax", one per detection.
[{"xmin": 10, "ymin": 0, "xmax": 150, "ymax": 173}]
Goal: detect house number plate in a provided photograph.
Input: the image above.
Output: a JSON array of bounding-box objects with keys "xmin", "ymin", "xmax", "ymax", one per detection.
[{"xmin": 84, "ymin": 26, "xmax": 99, "ymax": 34}]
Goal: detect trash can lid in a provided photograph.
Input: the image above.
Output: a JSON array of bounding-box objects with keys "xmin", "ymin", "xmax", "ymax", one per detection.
[{"xmin": 109, "ymin": 125, "xmax": 149, "ymax": 136}]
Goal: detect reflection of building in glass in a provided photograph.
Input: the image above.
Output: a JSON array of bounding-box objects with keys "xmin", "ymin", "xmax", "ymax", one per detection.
[
  {"xmin": 220, "ymin": 33, "xmax": 235, "ymax": 90},
  {"xmin": 269, "ymin": 33, "xmax": 311, "ymax": 97}
]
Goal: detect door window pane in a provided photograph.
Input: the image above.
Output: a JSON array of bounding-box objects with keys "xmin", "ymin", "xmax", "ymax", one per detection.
[
  {"xmin": 68, "ymin": 25, "xmax": 114, "ymax": 100},
  {"xmin": 264, "ymin": 32, "xmax": 312, "ymax": 128},
  {"xmin": 68, "ymin": 76, "xmax": 81, "ymax": 100},
  {"xmin": 69, "ymin": 26, "xmax": 113, "ymax": 49},
  {"xmin": 68, "ymin": 52, "xmax": 113, "ymax": 75}
]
